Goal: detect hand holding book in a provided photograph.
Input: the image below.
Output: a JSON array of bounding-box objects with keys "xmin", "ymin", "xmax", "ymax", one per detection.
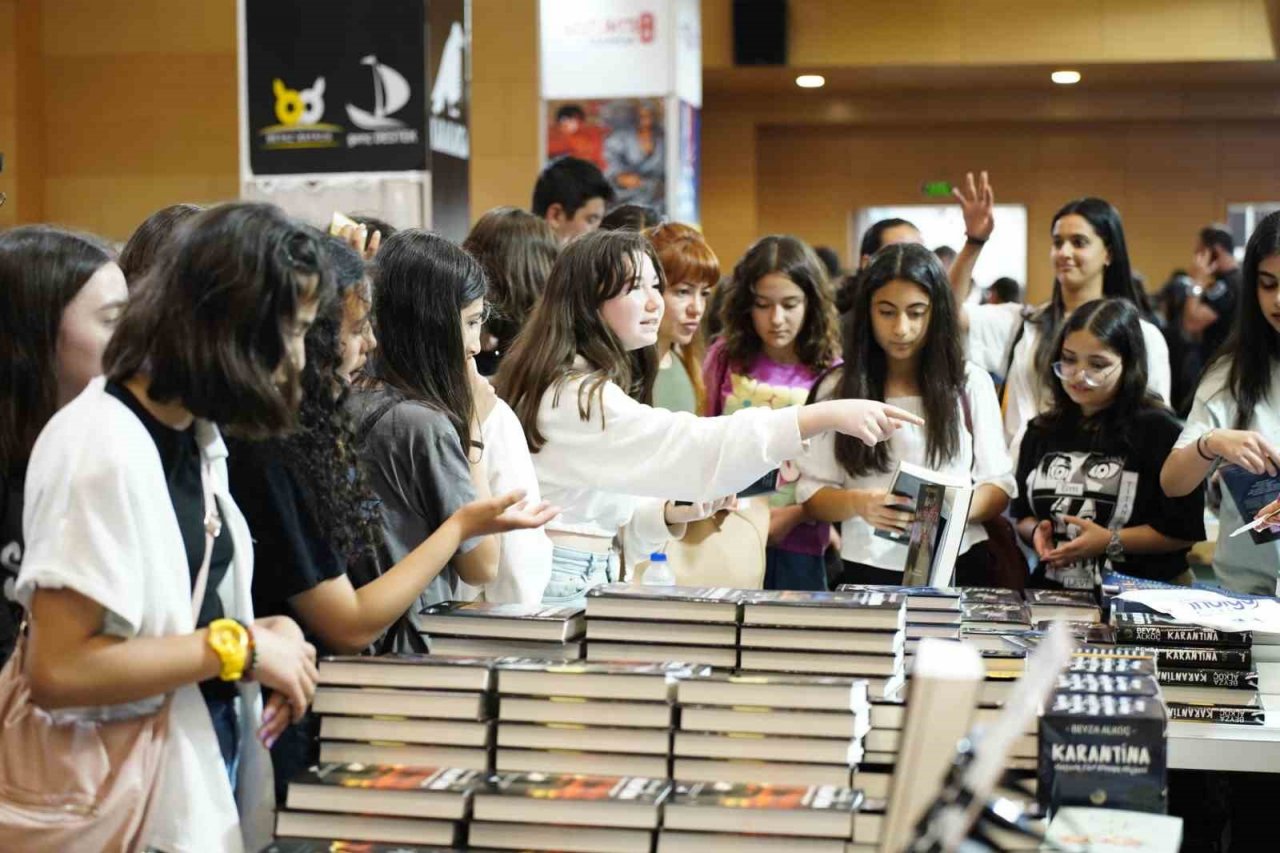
[{"xmin": 855, "ymin": 489, "xmax": 915, "ymax": 535}]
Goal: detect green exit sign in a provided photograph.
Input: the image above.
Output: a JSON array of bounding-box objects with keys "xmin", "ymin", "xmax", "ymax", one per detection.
[{"xmin": 921, "ymin": 181, "xmax": 953, "ymax": 198}]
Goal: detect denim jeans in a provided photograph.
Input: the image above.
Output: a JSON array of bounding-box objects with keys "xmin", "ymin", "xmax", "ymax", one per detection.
[
  {"xmin": 542, "ymin": 545, "xmax": 618, "ymax": 610},
  {"xmin": 205, "ymin": 694, "xmax": 239, "ymax": 788}
]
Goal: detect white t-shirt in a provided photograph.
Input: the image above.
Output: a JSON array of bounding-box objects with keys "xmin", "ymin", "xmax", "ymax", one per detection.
[
  {"xmin": 532, "ymin": 361, "xmax": 805, "ymax": 559},
  {"xmin": 15, "ymin": 378, "xmax": 272, "ymax": 853},
  {"xmin": 966, "ymin": 302, "xmax": 1171, "ymax": 445},
  {"xmin": 1174, "ymin": 360, "xmax": 1280, "ymax": 593},
  {"xmin": 454, "ymin": 399, "xmax": 554, "ymax": 605},
  {"xmin": 795, "ymin": 364, "xmax": 1016, "ymax": 573}
]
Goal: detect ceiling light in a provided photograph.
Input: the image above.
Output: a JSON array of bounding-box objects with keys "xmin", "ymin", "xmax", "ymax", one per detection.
[
  {"xmin": 1051, "ymin": 70, "xmax": 1081, "ymax": 85},
  {"xmin": 795, "ymin": 74, "xmax": 825, "ymax": 89}
]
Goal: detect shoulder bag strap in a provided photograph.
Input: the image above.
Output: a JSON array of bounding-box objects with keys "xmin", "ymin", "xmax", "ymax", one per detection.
[{"xmin": 191, "ymin": 455, "xmax": 221, "ymax": 620}]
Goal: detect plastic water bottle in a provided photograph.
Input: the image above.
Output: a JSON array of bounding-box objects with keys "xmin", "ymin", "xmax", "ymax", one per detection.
[{"xmin": 642, "ymin": 552, "xmax": 676, "ymax": 586}]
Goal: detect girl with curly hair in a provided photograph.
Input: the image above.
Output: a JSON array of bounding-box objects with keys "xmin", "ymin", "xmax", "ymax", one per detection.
[{"xmin": 702, "ymin": 236, "xmax": 843, "ymax": 590}]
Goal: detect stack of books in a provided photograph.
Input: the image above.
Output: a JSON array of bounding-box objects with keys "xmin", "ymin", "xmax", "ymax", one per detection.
[
  {"xmin": 470, "ymin": 772, "xmax": 669, "ymax": 853},
  {"xmin": 274, "ymin": 762, "xmax": 476, "ymax": 847},
  {"xmin": 1024, "ymin": 588, "xmax": 1101, "ymax": 627},
  {"xmin": 1110, "ymin": 612, "xmax": 1264, "ymax": 725},
  {"xmin": 312, "ymin": 654, "xmax": 495, "ymax": 770},
  {"xmin": 672, "ymin": 672, "xmax": 871, "ymax": 787},
  {"xmin": 734, "ymin": 590, "xmax": 906, "ymax": 684},
  {"xmin": 659, "ymin": 781, "xmax": 865, "ymax": 853},
  {"xmin": 491, "ymin": 658, "xmax": 709, "ymax": 779},
  {"xmin": 418, "ymin": 600, "xmax": 586, "ymax": 661},
  {"xmin": 583, "ymin": 584, "xmax": 745, "ymax": 668}
]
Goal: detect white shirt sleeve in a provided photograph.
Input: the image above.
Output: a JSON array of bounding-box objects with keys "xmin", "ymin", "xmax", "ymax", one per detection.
[
  {"xmin": 537, "ymin": 378, "xmax": 806, "ymax": 502},
  {"xmin": 480, "ymin": 401, "xmax": 554, "ymax": 605},
  {"xmin": 794, "ymin": 373, "xmax": 847, "ymax": 505},
  {"xmin": 1001, "ymin": 335, "xmax": 1039, "ymax": 447},
  {"xmin": 1174, "ymin": 363, "xmax": 1229, "ymax": 449},
  {"xmin": 966, "ymin": 302, "xmax": 1024, "ymax": 375},
  {"xmin": 1140, "ymin": 320, "xmax": 1172, "ymax": 405},
  {"xmin": 965, "ymin": 365, "xmax": 1016, "ymax": 498}
]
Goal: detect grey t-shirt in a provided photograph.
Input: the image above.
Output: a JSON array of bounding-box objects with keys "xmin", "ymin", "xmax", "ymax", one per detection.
[{"xmin": 348, "ymin": 387, "xmax": 480, "ymax": 626}]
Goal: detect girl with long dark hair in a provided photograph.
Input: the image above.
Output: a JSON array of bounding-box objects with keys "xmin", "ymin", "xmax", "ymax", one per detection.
[
  {"xmin": 1012, "ymin": 299, "xmax": 1203, "ymax": 590},
  {"xmin": 798, "ymin": 243, "xmax": 1015, "ymax": 585},
  {"xmin": 703, "ymin": 235, "xmax": 842, "ymax": 590},
  {"xmin": 348, "ymin": 230, "xmax": 555, "ymax": 624},
  {"xmin": 959, "ymin": 197, "xmax": 1171, "ymax": 445},
  {"xmin": 496, "ymin": 230, "xmax": 922, "ymax": 607},
  {"xmin": 0, "ymin": 227, "xmax": 123, "ymax": 667},
  {"xmin": 1162, "ymin": 211, "xmax": 1280, "ymax": 595},
  {"xmin": 6, "ymin": 203, "xmax": 324, "ymax": 850}
]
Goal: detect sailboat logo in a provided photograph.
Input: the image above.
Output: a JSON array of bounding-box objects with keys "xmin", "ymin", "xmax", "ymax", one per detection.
[{"xmin": 346, "ymin": 55, "xmax": 412, "ymax": 130}]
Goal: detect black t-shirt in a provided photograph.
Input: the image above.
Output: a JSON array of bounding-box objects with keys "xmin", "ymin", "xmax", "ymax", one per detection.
[
  {"xmin": 0, "ymin": 470, "xmax": 23, "ymax": 666},
  {"xmin": 226, "ymin": 438, "xmax": 346, "ymax": 656},
  {"xmin": 105, "ymin": 381, "xmax": 236, "ymax": 699},
  {"xmin": 1012, "ymin": 406, "xmax": 1205, "ymax": 586}
]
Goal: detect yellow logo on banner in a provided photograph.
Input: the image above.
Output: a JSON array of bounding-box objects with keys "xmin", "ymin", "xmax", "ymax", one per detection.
[{"xmin": 273, "ymin": 77, "xmax": 326, "ymax": 126}]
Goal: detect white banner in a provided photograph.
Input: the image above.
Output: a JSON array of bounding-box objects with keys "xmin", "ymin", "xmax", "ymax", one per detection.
[
  {"xmin": 1115, "ymin": 588, "xmax": 1280, "ymax": 635},
  {"xmin": 541, "ymin": 0, "xmax": 679, "ymax": 100}
]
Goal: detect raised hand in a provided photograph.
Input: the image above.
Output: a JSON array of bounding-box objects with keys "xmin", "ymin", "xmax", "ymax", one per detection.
[
  {"xmin": 337, "ymin": 222, "xmax": 382, "ymax": 261},
  {"xmin": 952, "ymin": 171, "xmax": 995, "ymax": 242}
]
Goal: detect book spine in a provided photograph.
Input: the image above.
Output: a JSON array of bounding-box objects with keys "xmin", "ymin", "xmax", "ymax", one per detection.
[
  {"xmin": 1155, "ymin": 668, "xmax": 1259, "ymax": 691},
  {"xmin": 1165, "ymin": 704, "xmax": 1266, "ymax": 725},
  {"xmin": 1117, "ymin": 646, "xmax": 1252, "ymax": 670},
  {"xmin": 1113, "ymin": 624, "xmax": 1251, "ymax": 649}
]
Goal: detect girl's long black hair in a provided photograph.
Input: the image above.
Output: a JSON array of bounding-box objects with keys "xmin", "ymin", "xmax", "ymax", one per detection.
[
  {"xmin": 277, "ymin": 234, "xmax": 383, "ymax": 567},
  {"xmin": 1036, "ymin": 298, "xmax": 1163, "ymax": 447},
  {"xmin": 833, "ymin": 242, "xmax": 964, "ymax": 477},
  {"xmin": 368, "ymin": 230, "xmax": 487, "ymax": 450},
  {"xmin": 1032, "ymin": 198, "xmax": 1143, "ymax": 379},
  {"xmin": 1209, "ymin": 210, "xmax": 1280, "ymax": 428}
]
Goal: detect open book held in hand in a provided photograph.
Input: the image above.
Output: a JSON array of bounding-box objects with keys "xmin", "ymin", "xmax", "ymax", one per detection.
[
  {"xmin": 881, "ymin": 461, "xmax": 973, "ymax": 589},
  {"xmin": 1220, "ymin": 464, "xmax": 1280, "ymax": 544}
]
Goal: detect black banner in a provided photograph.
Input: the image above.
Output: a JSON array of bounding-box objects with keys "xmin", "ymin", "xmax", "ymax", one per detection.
[
  {"xmin": 427, "ymin": 0, "xmax": 471, "ymax": 242},
  {"xmin": 244, "ymin": 0, "xmax": 428, "ymax": 175}
]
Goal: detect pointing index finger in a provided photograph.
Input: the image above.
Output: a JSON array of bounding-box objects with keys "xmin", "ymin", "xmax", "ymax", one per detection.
[{"xmin": 881, "ymin": 405, "xmax": 924, "ymax": 427}]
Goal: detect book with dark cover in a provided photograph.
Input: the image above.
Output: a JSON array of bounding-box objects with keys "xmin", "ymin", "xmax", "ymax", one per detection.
[
  {"xmin": 1039, "ymin": 692, "xmax": 1167, "ymax": 814},
  {"xmin": 1219, "ymin": 464, "xmax": 1280, "ymax": 545},
  {"xmin": 1164, "ymin": 700, "xmax": 1266, "ymax": 725},
  {"xmin": 742, "ymin": 590, "xmax": 905, "ymax": 631},
  {"xmin": 960, "ymin": 588, "xmax": 1023, "ymax": 606},
  {"xmin": 417, "ymin": 600, "xmax": 585, "ymax": 642},
  {"xmin": 663, "ymin": 780, "xmax": 862, "ymax": 838},
  {"xmin": 873, "ymin": 461, "xmax": 969, "ymax": 545},
  {"xmin": 1112, "ymin": 612, "xmax": 1252, "ymax": 648},
  {"xmin": 901, "ymin": 482, "xmax": 946, "ymax": 586},
  {"xmin": 1067, "ymin": 653, "xmax": 1156, "ymax": 676},
  {"xmin": 318, "ymin": 654, "xmax": 493, "ymax": 691},
  {"xmin": 1154, "ymin": 667, "xmax": 1258, "ymax": 691},
  {"xmin": 1027, "ymin": 622, "xmax": 1116, "ymax": 644},
  {"xmin": 1025, "ymin": 589, "xmax": 1099, "ymax": 607},
  {"xmin": 1055, "ymin": 672, "xmax": 1160, "ymax": 697},
  {"xmin": 839, "ymin": 584, "xmax": 964, "ymax": 611},
  {"xmin": 961, "ymin": 602, "xmax": 1032, "ymax": 628},
  {"xmin": 1111, "ymin": 644, "xmax": 1252, "ymax": 671},
  {"xmin": 285, "ymin": 764, "xmax": 479, "ymax": 819},
  {"xmin": 585, "ymin": 584, "xmax": 748, "ymax": 623},
  {"xmin": 472, "ymin": 772, "xmax": 670, "ymax": 828}
]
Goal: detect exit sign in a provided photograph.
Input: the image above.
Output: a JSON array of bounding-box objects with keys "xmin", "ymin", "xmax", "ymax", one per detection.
[{"xmin": 921, "ymin": 181, "xmax": 953, "ymax": 198}]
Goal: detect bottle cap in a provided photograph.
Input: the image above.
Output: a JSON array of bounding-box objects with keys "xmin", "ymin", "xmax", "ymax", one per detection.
[{"xmin": 649, "ymin": 552, "xmax": 668, "ymax": 562}]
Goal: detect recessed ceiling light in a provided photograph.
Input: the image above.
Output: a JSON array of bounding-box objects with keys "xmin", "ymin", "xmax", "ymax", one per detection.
[
  {"xmin": 1051, "ymin": 70, "xmax": 1082, "ymax": 85},
  {"xmin": 795, "ymin": 74, "xmax": 825, "ymax": 89}
]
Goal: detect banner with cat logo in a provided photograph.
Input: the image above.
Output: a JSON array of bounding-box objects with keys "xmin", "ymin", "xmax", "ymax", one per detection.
[
  {"xmin": 243, "ymin": 0, "xmax": 428, "ymax": 175},
  {"xmin": 427, "ymin": 0, "xmax": 470, "ymax": 241}
]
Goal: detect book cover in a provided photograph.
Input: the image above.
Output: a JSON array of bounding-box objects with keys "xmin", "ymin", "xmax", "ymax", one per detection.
[
  {"xmin": 1164, "ymin": 701, "xmax": 1266, "ymax": 725},
  {"xmin": 1154, "ymin": 667, "xmax": 1258, "ymax": 691},
  {"xmin": 494, "ymin": 657, "xmax": 708, "ymax": 678},
  {"xmin": 1110, "ymin": 644, "xmax": 1252, "ymax": 671},
  {"xmin": 420, "ymin": 600, "xmax": 583, "ymax": 621},
  {"xmin": 1025, "ymin": 589, "xmax": 1098, "ymax": 607},
  {"xmin": 901, "ymin": 482, "xmax": 946, "ymax": 586},
  {"xmin": 743, "ymin": 589, "xmax": 904, "ymax": 610},
  {"xmin": 960, "ymin": 588, "xmax": 1023, "ymax": 607},
  {"xmin": 1112, "ymin": 612, "xmax": 1252, "ymax": 648},
  {"xmin": 669, "ymin": 781, "xmax": 862, "ymax": 813},
  {"xmin": 1219, "ymin": 464, "xmax": 1280, "ymax": 545},
  {"xmin": 961, "ymin": 602, "xmax": 1032, "ymax": 626},
  {"xmin": 1055, "ymin": 672, "xmax": 1160, "ymax": 697},
  {"xmin": 874, "ymin": 460, "xmax": 970, "ymax": 545},
  {"xmin": 586, "ymin": 584, "xmax": 748, "ymax": 605},
  {"xmin": 292, "ymin": 763, "xmax": 479, "ymax": 793},
  {"xmin": 1029, "ymin": 622, "xmax": 1116, "ymax": 644},
  {"xmin": 480, "ymin": 771, "xmax": 670, "ymax": 805},
  {"xmin": 1067, "ymin": 653, "xmax": 1156, "ymax": 676},
  {"xmin": 1039, "ymin": 693, "xmax": 1167, "ymax": 814},
  {"xmin": 1045, "ymin": 807, "xmax": 1183, "ymax": 853}
]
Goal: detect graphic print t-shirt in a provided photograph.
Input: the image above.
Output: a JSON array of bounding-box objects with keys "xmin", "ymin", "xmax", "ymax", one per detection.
[{"xmin": 1011, "ymin": 407, "xmax": 1205, "ymax": 586}]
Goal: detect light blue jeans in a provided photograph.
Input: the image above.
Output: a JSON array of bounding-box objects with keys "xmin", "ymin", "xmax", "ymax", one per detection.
[{"xmin": 542, "ymin": 545, "xmax": 619, "ymax": 611}]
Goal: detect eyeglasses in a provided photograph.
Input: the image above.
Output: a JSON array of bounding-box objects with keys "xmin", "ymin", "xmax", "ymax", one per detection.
[{"xmin": 1052, "ymin": 360, "xmax": 1120, "ymax": 388}]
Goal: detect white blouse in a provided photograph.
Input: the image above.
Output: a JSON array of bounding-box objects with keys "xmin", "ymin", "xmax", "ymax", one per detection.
[
  {"xmin": 531, "ymin": 363, "xmax": 806, "ymax": 559},
  {"xmin": 795, "ymin": 364, "xmax": 1016, "ymax": 573},
  {"xmin": 966, "ymin": 302, "xmax": 1172, "ymax": 445},
  {"xmin": 15, "ymin": 378, "xmax": 271, "ymax": 853}
]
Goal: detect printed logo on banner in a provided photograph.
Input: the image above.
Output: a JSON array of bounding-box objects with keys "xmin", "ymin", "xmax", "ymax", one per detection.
[
  {"xmin": 345, "ymin": 55, "xmax": 420, "ymax": 149},
  {"xmin": 429, "ymin": 21, "xmax": 469, "ymax": 159},
  {"xmin": 564, "ymin": 10, "xmax": 656, "ymax": 45},
  {"xmin": 261, "ymin": 76, "xmax": 343, "ymax": 150}
]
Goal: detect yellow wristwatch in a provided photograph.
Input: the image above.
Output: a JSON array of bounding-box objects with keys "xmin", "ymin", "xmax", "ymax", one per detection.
[{"xmin": 207, "ymin": 618, "xmax": 250, "ymax": 682}]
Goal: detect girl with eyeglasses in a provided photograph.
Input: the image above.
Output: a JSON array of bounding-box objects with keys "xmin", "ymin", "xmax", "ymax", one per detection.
[
  {"xmin": 1162, "ymin": 210, "xmax": 1280, "ymax": 595},
  {"xmin": 1012, "ymin": 299, "xmax": 1204, "ymax": 590}
]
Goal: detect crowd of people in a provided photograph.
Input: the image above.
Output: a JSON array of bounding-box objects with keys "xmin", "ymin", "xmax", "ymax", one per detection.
[{"xmin": 1, "ymin": 155, "xmax": 1278, "ymax": 849}]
